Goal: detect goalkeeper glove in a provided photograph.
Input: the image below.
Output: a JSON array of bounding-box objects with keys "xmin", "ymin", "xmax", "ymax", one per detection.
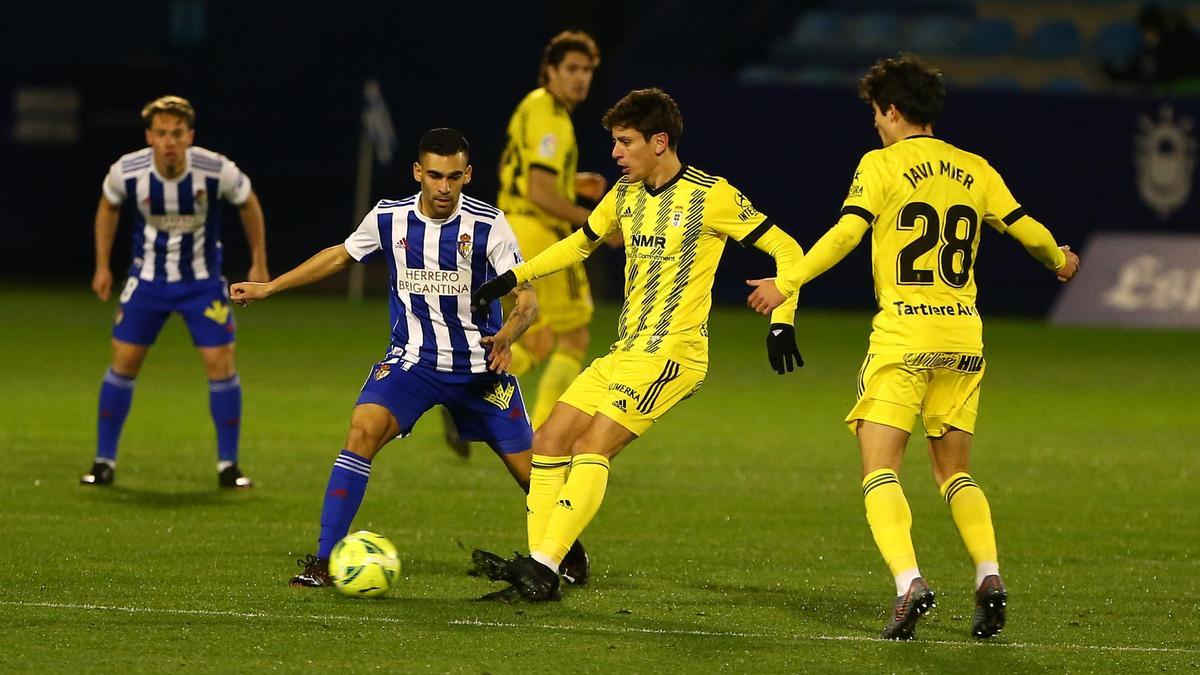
[
  {"xmin": 766, "ymin": 323, "xmax": 803, "ymax": 374},
  {"xmin": 470, "ymin": 270, "xmax": 518, "ymax": 311}
]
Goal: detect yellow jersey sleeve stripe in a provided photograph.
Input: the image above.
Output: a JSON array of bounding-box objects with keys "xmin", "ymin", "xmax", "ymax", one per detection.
[
  {"xmin": 739, "ymin": 217, "xmax": 774, "ymax": 246},
  {"xmin": 1001, "ymin": 206, "xmax": 1027, "ymax": 226},
  {"xmin": 841, "ymin": 205, "xmax": 875, "ymax": 224}
]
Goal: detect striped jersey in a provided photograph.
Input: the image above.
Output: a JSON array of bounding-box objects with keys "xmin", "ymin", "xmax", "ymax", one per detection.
[
  {"xmin": 102, "ymin": 146, "xmax": 252, "ymax": 283},
  {"xmin": 343, "ymin": 193, "xmax": 524, "ymax": 375},
  {"xmin": 583, "ymin": 165, "xmax": 775, "ymax": 371}
]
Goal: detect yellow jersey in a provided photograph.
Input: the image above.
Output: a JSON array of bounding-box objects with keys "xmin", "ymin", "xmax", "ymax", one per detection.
[
  {"xmin": 514, "ymin": 165, "xmax": 800, "ymax": 371},
  {"xmin": 837, "ymin": 135, "xmax": 1035, "ymax": 353},
  {"xmin": 497, "ymin": 88, "xmax": 578, "ymax": 235}
]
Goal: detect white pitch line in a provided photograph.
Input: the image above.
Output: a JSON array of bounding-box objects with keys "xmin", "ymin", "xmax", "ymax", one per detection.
[{"xmin": 3, "ymin": 601, "xmax": 1195, "ymax": 655}]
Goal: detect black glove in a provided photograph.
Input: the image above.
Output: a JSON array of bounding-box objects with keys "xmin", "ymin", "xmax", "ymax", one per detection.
[
  {"xmin": 766, "ymin": 323, "xmax": 803, "ymax": 374},
  {"xmin": 471, "ymin": 270, "xmax": 518, "ymax": 311}
]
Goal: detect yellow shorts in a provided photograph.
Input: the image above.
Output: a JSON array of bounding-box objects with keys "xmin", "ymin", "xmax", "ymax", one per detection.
[
  {"xmin": 845, "ymin": 352, "xmax": 986, "ymax": 438},
  {"xmin": 510, "ymin": 215, "xmax": 593, "ymax": 333},
  {"xmin": 559, "ymin": 351, "xmax": 705, "ymax": 436}
]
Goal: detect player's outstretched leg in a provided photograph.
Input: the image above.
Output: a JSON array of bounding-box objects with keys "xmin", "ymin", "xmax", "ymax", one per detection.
[
  {"xmin": 881, "ymin": 577, "xmax": 937, "ymax": 640},
  {"xmin": 290, "ymin": 449, "xmax": 373, "ymax": 587},
  {"xmin": 81, "ymin": 368, "xmax": 136, "ymax": 486},
  {"xmin": 973, "ymin": 574, "xmax": 1007, "ymax": 638}
]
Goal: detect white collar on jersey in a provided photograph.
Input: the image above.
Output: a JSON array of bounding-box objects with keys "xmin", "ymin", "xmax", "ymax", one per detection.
[
  {"xmin": 408, "ymin": 194, "xmax": 463, "ymax": 226},
  {"xmin": 149, "ymin": 148, "xmax": 192, "ymax": 184}
]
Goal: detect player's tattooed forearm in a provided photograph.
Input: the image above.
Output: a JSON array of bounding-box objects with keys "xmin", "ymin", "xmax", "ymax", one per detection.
[{"xmin": 506, "ymin": 306, "xmax": 535, "ymax": 340}]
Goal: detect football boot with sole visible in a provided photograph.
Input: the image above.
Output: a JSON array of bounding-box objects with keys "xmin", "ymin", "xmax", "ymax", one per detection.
[
  {"xmin": 972, "ymin": 574, "xmax": 1007, "ymax": 639},
  {"xmin": 880, "ymin": 577, "xmax": 936, "ymax": 641}
]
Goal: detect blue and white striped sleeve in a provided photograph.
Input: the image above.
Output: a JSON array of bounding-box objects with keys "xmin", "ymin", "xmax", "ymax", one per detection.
[
  {"xmin": 218, "ymin": 158, "xmax": 253, "ymax": 206},
  {"xmin": 488, "ymin": 213, "xmax": 524, "ymax": 276},
  {"xmin": 101, "ymin": 161, "xmax": 126, "ymax": 205},
  {"xmin": 343, "ymin": 206, "xmax": 382, "ymax": 261}
]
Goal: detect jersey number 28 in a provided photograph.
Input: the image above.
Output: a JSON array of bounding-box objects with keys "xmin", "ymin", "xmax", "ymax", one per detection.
[{"xmin": 896, "ymin": 202, "xmax": 978, "ymax": 288}]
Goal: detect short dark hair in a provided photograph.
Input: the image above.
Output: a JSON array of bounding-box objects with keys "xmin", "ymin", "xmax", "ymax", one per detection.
[
  {"xmin": 601, "ymin": 88, "xmax": 684, "ymax": 150},
  {"xmin": 858, "ymin": 54, "xmax": 945, "ymax": 127},
  {"xmin": 539, "ymin": 30, "xmax": 600, "ymax": 86},
  {"xmin": 417, "ymin": 128, "xmax": 469, "ymax": 160},
  {"xmin": 141, "ymin": 95, "xmax": 195, "ymax": 129}
]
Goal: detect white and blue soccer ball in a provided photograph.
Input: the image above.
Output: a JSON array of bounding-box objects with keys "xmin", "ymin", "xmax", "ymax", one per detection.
[{"xmin": 329, "ymin": 530, "xmax": 401, "ymax": 598}]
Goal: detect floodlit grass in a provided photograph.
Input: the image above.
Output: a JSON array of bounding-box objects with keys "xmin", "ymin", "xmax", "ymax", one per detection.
[{"xmin": 2, "ymin": 286, "xmax": 1197, "ymax": 672}]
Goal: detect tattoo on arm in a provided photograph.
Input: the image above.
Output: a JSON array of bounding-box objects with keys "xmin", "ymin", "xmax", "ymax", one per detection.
[{"xmin": 503, "ymin": 283, "xmax": 536, "ymax": 341}]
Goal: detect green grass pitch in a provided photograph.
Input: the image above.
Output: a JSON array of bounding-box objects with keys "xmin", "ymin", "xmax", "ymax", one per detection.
[{"xmin": 2, "ymin": 286, "xmax": 1197, "ymax": 672}]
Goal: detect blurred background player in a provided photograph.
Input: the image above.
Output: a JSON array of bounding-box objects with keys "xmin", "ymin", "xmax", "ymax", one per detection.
[
  {"xmin": 749, "ymin": 54, "xmax": 1081, "ymax": 641},
  {"xmin": 470, "ymin": 88, "xmax": 805, "ymax": 601},
  {"xmin": 229, "ymin": 129, "xmax": 585, "ymax": 587},
  {"xmin": 81, "ymin": 95, "xmax": 268, "ymax": 489},
  {"xmin": 496, "ymin": 30, "xmax": 608, "ymax": 430}
]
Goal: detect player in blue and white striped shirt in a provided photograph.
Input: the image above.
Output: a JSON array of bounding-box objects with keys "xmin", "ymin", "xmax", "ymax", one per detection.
[
  {"xmin": 231, "ymin": 129, "xmax": 587, "ymax": 589},
  {"xmin": 81, "ymin": 95, "xmax": 269, "ymax": 489}
]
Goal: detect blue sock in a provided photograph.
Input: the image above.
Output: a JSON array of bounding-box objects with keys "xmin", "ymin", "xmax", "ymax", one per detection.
[
  {"xmin": 209, "ymin": 374, "xmax": 242, "ymax": 464},
  {"xmin": 317, "ymin": 450, "xmax": 372, "ymax": 559},
  {"xmin": 97, "ymin": 369, "xmax": 135, "ymax": 462}
]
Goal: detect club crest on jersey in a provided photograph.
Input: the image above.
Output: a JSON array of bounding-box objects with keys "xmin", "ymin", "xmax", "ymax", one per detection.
[
  {"xmin": 373, "ymin": 364, "xmax": 391, "ymax": 381},
  {"xmin": 483, "ymin": 381, "xmax": 516, "ymax": 410},
  {"xmin": 671, "ymin": 210, "xmax": 683, "ymax": 227},
  {"xmin": 457, "ymin": 233, "xmax": 473, "ymax": 259},
  {"xmin": 203, "ymin": 300, "xmax": 230, "ymax": 325}
]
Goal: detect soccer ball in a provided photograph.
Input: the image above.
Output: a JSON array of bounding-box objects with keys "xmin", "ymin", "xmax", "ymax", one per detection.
[{"xmin": 329, "ymin": 530, "xmax": 401, "ymax": 598}]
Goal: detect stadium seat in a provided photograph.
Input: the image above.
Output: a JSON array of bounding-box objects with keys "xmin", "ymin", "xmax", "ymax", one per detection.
[
  {"xmin": 908, "ymin": 15, "xmax": 966, "ymax": 54},
  {"xmin": 966, "ymin": 18, "xmax": 1017, "ymax": 56},
  {"xmin": 849, "ymin": 12, "xmax": 902, "ymax": 51},
  {"xmin": 975, "ymin": 74, "xmax": 1024, "ymax": 90},
  {"xmin": 790, "ymin": 10, "xmax": 844, "ymax": 49},
  {"xmin": 1027, "ymin": 18, "xmax": 1082, "ymax": 59},
  {"xmin": 1092, "ymin": 21, "xmax": 1143, "ymax": 64},
  {"xmin": 1043, "ymin": 75, "xmax": 1089, "ymax": 93}
]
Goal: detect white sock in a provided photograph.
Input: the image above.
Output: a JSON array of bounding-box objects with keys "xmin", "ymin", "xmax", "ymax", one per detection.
[
  {"xmin": 217, "ymin": 460, "xmax": 235, "ymax": 472},
  {"xmin": 895, "ymin": 567, "xmax": 922, "ymax": 595},
  {"xmin": 975, "ymin": 561, "xmax": 1000, "ymax": 589},
  {"xmin": 530, "ymin": 551, "xmax": 559, "ymax": 573}
]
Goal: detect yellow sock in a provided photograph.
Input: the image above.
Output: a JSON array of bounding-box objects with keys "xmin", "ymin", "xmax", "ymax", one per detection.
[
  {"xmin": 940, "ymin": 472, "xmax": 998, "ymax": 569},
  {"xmin": 527, "ymin": 454, "xmax": 571, "ymax": 552},
  {"xmin": 536, "ymin": 453, "xmax": 610, "ymax": 566},
  {"xmin": 531, "ymin": 347, "xmax": 583, "ymax": 429},
  {"xmin": 862, "ymin": 469, "xmax": 919, "ymax": 579},
  {"xmin": 508, "ymin": 343, "xmax": 536, "ymax": 378}
]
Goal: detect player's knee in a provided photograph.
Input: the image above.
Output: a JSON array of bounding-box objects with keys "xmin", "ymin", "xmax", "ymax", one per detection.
[
  {"xmin": 110, "ymin": 352, "xmax": 146, "ymax": 377},
  {"xmin": 345, "ymin": 424, "xmax": 386, "ymax": 458},
  {"xmin": 523, "ymin": 328, "xmax": 554, "ymax": 362},
  {"xmin": 558, "ymin": 326, "xmax": 589, "ymax": 354},
  {"xmin": 200, "ymin": 345, "xmax": 237, "ymax": 380},
  {"xmin": 531, "ymin": 427, "xmax": 570, "ymax": 457}
]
